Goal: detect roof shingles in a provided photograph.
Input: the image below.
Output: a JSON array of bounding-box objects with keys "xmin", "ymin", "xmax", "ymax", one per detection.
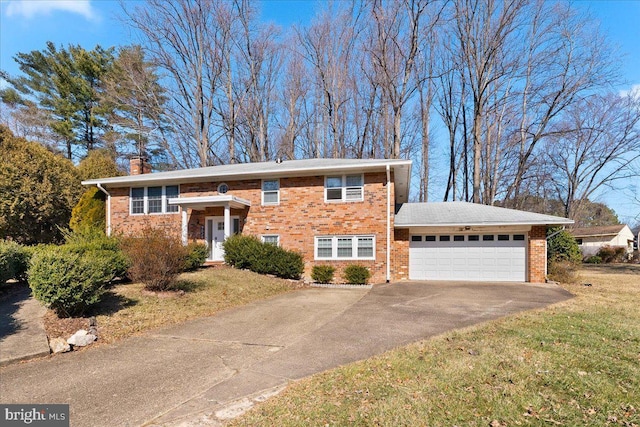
[{"xmin": 395, "ymin": 201, "xmax": 573, "ymax": 227}]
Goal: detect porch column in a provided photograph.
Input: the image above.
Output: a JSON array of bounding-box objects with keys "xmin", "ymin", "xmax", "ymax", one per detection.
[
  {"xmin": 181, "ymin": 208, "xmax": 188, "ymax": 245},
  {"xmin": 224, "ymin": 202, "xmax": 231, "ymax": 239}
]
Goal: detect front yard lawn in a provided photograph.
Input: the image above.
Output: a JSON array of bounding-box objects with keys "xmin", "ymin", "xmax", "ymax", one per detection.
[
  {"xmin": 44, "ymin": 265, "xmax": 302, "ymax": 344},
  {"xmin": 231, "ymin": 264, "xmax": 640, "ymax": 427}
]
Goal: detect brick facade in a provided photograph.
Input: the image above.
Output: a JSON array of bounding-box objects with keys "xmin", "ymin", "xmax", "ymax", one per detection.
[
  {"xmin": 106, "ymin": 169, "xmax": 552, "ymax": 284},
  {"xmin": 109, "ymin": 172, "xmax": 396, "ymax": 283},
  {"xmin": 528, "ymin": 225, "xmax": 547, "ymax": 283},
  {"xmin": 392, "ymin": 228, "xmax": 410, "ymax": 281}
]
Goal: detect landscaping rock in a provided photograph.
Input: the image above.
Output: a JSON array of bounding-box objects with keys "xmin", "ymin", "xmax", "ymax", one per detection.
[
  {"xmin": 67, "ymin": 329, "xmax": 97, "ymax": 347},
  {"xmin": 49, "ymin": 337, "xmax": 71, "ymax": 353}
]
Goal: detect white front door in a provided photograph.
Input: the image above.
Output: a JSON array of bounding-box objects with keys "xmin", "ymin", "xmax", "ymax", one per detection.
[{"xmin": 206, "ymin": 217, "xmax": 226, "ymax": 261}]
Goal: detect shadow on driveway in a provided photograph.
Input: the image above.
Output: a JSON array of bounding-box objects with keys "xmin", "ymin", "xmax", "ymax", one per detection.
[{"xmin": 0, "ymin": 283, "xmax": 31, "ymax": 340}]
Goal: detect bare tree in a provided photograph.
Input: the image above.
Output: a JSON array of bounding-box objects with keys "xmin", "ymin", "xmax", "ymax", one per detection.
[
  {"xmin": 450, "ymin": 0, "xmax": 526, "ymax": 203},
  {"xmin": 122, "ymin": 0, "xmax": 226, "ymax": 168},
  {"xmin": 366, "ymin": 0, "xmax": 429, "ymax": 159},
  {"xmin": 296, "ymin": 2, "xmax": 364, "ymax": 158},
  {"xmin": 546, "ymin": 93, "xmax": 640, "ymax": 219},
  {"xmin": 503, "ymin": 1, "xmax": 618, "ymax": 208}
]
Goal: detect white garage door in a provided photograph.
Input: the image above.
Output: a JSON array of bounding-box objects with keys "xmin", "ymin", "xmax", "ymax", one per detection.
[{"xmin": 409, "ymin": 233, "xmax": 527, "ymax": 282}]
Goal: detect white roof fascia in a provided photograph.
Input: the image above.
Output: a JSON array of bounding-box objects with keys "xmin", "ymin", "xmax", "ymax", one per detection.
[
  {"xmin": 168, "ymin": 195, "xmax": 251, "ymax": 210},
  {"xmin": 394, "ymin": 221, "xmax": 570, "ymax": 228}
]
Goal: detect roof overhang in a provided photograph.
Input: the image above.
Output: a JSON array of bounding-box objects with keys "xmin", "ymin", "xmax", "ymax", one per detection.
[
  {"xmin": 394, "ymin": 202, "xmax": 574, "ymax": 229},
  {"xmin": 168, "ymin": 195, "xmax": 251, "ymax": 210}
]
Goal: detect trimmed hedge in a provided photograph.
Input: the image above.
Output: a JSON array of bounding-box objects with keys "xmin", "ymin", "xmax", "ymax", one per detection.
[
  {"xmin": 184, "ymin": 242, "xmax": 209, "ymax": 271},
  {"xmin": 0, "ymin": 240, "xmax": 30, "ymax": 284},
  {"xmin": 223, "ymin": 234, "xmax": 304, "ymax": 280},
  {"xmin": 312, "ymin": 265, "xmax": 336, "ymax": 284},
  {"xmin": 343, "ymin": 265, "xmax": 371, "ymax": 285},
  {"xmin": 28, "ymin": 246, "xmax": 114, "ymax": 317},
  {"xmin": 63, "ymin": 230, "xmax": 129, "ymax": 280}
]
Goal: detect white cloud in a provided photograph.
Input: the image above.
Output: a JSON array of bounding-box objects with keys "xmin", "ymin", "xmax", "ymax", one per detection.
[
  {"xmin": 619, "ymin": 83, "xmax": 640, "ymax": 99},
  {"xmin": 5, "ymin": 0, "xmax": 96, "ymax": 21}
]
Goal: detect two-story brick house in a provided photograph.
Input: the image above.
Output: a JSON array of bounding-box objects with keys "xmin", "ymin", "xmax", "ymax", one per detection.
[{"xmin": 83, "ymin": 157, "xmax": 572, "ymax": 283}]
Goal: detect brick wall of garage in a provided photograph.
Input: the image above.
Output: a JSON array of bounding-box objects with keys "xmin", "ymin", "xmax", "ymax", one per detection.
[
  {"xmin": 108, "ymin": 172, "xmax": 396, "ymax": 284},
  {"xmin": 528, "ymin": 225, "xmax": 547, "ymax": 283}
]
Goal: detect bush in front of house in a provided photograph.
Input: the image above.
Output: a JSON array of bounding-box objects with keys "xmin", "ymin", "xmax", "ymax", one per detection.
[
  {"xmin": 596, "ymin": 245, "xmax": 627, "ymax": 263},
  {"xmin": 183, "ymin": 242, "xmax": 209, "ymax": 271},
  {"xmin": 28, "ymin": 246, "xmax": 115, "ymax": 317},
  {"xmin": 312, "ymin": 265, "xmax": 336, "ymax": 284},
  {"xmin": 343, "ymin": 265, "xmax": 371, "ymax": 285},
  {"xmin": 62, "ymin": 229, "xmax": 129, "ymax": 279},
  {"xmin": 269, "ymin": 249, "xmax": 305, "ymax": 280},
  {"xmin": 547, "ymin": 228, "xmax": 581, "ymax": 266},
  {"xmin": 0, "ymin": 240, "xmax": 31, "ymax": 284},
  {"xmin": 584, "ymin": 255, "xmax": 602, "ymax": 264},
  {"xmin": 120, "ymin": 225, "xmax": 188, "ymax": 291},
  {"xmin": 223, "ymin": 234, "xmax": 304, "ymax": 280}
]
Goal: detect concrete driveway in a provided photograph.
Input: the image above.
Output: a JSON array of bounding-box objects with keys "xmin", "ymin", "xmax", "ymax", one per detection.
[{"xmin": 0, "ymin": 281, "xmax": 572, "ymax": 426}]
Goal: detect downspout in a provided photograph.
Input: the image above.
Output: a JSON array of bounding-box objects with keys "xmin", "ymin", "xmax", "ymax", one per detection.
[
  {"xmin": 386, "ymin": 165, "xmax": 391, "ymax": 283},
  {"xmin": 96, "ymin": 183, "xmax": 111, "ymax": 236}
]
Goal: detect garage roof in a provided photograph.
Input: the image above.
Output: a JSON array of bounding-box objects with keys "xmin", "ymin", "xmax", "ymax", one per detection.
[{"xmin": 395, "ymin": 202, "xmax": 574, "ymax": 227}]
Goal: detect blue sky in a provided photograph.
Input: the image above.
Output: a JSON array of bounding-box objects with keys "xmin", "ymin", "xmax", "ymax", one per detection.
[{"xmin": 1, "ymin": 0, "xmax": 638, "ymax": 224}]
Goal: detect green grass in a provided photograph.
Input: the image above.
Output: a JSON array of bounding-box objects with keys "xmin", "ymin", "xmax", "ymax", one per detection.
[{"xmin": 231, "ymin": 264, "xmax": 640, "ymax": 427}]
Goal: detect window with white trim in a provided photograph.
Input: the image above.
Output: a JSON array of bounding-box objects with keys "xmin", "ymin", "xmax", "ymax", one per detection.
[
  {"xmin": 325, "ymin": 174, "xmax": 363, "ymax": 202},
  {"xmin": 130, "ymin": 185, "xmax": 180, "ymax": 215},
  {"xmin": 315, "ymin": 235, "xmax": 375, "ymax": 260},
  {"xmin": 262, "ymin": 179, "xmax": 279, "ymax": 205},
  {"xmin": 261, "ymin": 235, "xmax": 280, "ymax": 246},
  {"xmin": 131, "ymin": 187, "xmax": 144, "ymax": 214},
  {"xmin": 165, "ymin": 185, "xmax": 179, "ymax": 213}
]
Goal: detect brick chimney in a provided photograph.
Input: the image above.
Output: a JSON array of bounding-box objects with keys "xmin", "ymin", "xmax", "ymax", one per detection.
[{"xmin": 130, "ymin": 157, "xmax": 152, "ymax": 175}]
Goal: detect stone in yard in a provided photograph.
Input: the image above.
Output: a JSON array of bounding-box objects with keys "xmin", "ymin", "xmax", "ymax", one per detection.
[
  {"xmin": 49, "ymin": 337, "xmax": 71, "ymax": 353},
  {"xmin": 67, "ymin": 329, "xmax": 97, "ymax": 347}
]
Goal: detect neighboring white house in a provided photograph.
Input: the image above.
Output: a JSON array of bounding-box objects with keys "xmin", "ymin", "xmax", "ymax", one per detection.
[{"xmin": 570, "ymin": 224, "xmax": 635, "ymax": 257}]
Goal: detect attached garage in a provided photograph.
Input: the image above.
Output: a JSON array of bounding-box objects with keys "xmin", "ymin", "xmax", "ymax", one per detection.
[
  {"xmin": 409, "ymin": 233, "xmax": 527, "ymax": 281},
  {"xmin": 395, "ymin": 202, "xmax": 574, "ymax": 283}
]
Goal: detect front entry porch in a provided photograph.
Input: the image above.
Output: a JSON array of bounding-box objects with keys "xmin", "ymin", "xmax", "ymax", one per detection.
[{"xmin": 168, "ymin": 195, "xmax": 251, "ymax": 261}]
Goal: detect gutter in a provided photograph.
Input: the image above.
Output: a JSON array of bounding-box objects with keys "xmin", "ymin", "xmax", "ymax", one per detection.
[
  {"xmin": 96, "ymin": 183, "xmax": 111, "ymax": 236},
  {"xmin": 386, "ymin": 165, "xmax": 391, "ymax": 283}
]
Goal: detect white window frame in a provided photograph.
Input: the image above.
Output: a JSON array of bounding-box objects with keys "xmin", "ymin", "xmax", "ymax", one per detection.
[
  {"xmin": 261, "ymin": 179, "xmax": 280, "ymax": 205},
  {"xmin": 130, "ymin": 185, "xmax": 180, "ymax": 215},
  {"xmin": 261, "ymin": 235, "xmax": 280, "ymax": 246},
  {"xmin": 324, "ymin": 174, "xmax": 364, "ymax": 202},
  {"xmin": 314, "ymin": 235, "xmax": 375, "ymax": 260}
]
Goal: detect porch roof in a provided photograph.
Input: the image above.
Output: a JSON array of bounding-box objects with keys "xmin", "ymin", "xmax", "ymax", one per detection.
[{"xmin": 168, "ymin": 195, "xmax": 251, "ymax": 210}]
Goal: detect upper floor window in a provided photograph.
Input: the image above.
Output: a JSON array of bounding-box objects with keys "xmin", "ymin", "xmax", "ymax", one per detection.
[
  {"xmin": 130, "ymin": 185, "xmax": 180, "ymax": 215},
  {"xmin": 165, "ymin": 185, "xmax": 179, "ymax": 213},
  {"xmin": 325, "ymin": 174, "xmax": 363, "ymax": 202},
  {"xmin": 262, "ymin": 179, "xmax": 280, "ymax": 205}
]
